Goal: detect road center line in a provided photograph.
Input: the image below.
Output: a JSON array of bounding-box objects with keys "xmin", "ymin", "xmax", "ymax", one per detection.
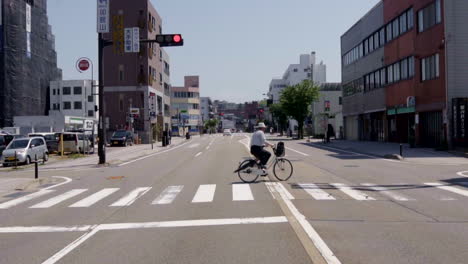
[
  {"xmin": 119, "ymin": 141, "xmax": 190, "ymax": 166},
  {"xmin": 195, "ymin": 152, "xmax": 203, "ymax": 157}
]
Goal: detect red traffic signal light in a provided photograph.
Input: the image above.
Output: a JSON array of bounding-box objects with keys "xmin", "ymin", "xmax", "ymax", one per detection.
[{"xmin": 155, "ymin": 34, "xmax": 184, "ymax": 47}]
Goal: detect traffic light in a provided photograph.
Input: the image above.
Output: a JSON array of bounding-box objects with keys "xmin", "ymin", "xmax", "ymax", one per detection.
[{"xmin": 155, "ymin": 34, "xmax": 184, "ymax": 47}]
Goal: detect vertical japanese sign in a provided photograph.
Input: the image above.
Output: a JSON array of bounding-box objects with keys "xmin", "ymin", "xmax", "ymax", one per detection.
[
  {"xmin": 97, "ymin": 0, "xmax": 109, "ymax": 33},
  {"xmin": 25, "ymin": 3, "xmax": 31, "ymax": 58},
  {"xmin": 112, "ymin": 15, "xmax": 124, "ymax": 54},
  {"xmin": 124, "ymin": 28, "xmax": 133, "ymax": 53},
  {"xmin": 132, "ymin": 27, "xmax": 140, "ymax": 52}
]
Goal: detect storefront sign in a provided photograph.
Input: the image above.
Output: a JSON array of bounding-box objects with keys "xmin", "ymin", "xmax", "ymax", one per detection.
[{"xmin": 97, "ymin": 0, "xmax": 109, "ymax": 33}]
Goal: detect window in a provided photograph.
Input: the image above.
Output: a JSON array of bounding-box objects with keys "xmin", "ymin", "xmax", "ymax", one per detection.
[
  {"xmin": 159, "ymin": 73, "xmax": 162, "ymax": 82},
  {"xmin": 375, "ymin": 70, "xmax": 380, "ymax": 88},
  {"xmin": 392, "ymin": 19, "xmax": 399, "ymax": 38},
  {"xmin": 400, "ymin": 12, "xmax": 408, "ymax": 33},
  {"xmin": 73, "ymin": 86, "xmax": 82, "ymax": 95},
  {"xmin": 339, "ymin": 97, "xmax": 342, "ymax": 105},
  {"xmin": 359, "ymin": 43, "xmax": 363, "ymax": 57},
  {"xmin": 88, "ymin": 95, "xmax": 93, "ymax": 102},
  {"xmin": 58, "ymin": 89, "xmax": 60, "ymax": 95},
  {"xmin": 119, "ymin": 99, "xmax": 123, "ymax": 112},
  {"xmin": 193, "ymin": 104, "xmax": 199, "ymax": 109},
  {"xmin": 386, "ymin": 23, "xmax": 393, "ymax": 42},
  {"xmin": 88, "ymin": 110, "xmax": 94, "ymax": 117},
  {"xmin": 364, "ymin": 39, "xmax": 368, "ymax": 55},
  {"xmin": 369, "ymin": 35, "xmax": 374, "ymax": 52},
  {"xmin": 119, "ymin": 65, "xmax": 124, "ymax": 81},
  {"xmin": 74, "ymin": 101, "xmax": 82, "ymax": 110},
  {"xmin": 293, "ymin": 68, "xmax": 298, "ymax": 72},
  {"xmin": 53, "ymin": 89, "xmax": 56, "ymax": 95},
  {"xmin": 374, "ymin": 32, "xmax": 379, "ymax": 49},
  {"xmin": 409, "ymin": 56, "xmax": 415, "ymax": 77},
  {"xmin": 394, "ymin": 62, "xmax": 401, "ymax": 82},
  {"xmin": 380, "ymin": 68, "xmax": 386, "ymax": 86},
  {"xmin": 421, "ymin": 53, "xmax": 440, "ymax": 81},
  {"xmin": 418, "ymin": 0, "xmax": 442, "ymax": 33},
  {"xmin": 406, "ymin": 9, "xmax": 413, "ymax": 30},
  {"xmin": 387, "ymin": 65, "xmax": 394, "ymax": 83},
  {"xmin": 63, "ymin": 102, "xmax": 71, "ymax": 109},
  {"xmin": 401, "ymin": 58, "xmax": 408, "ymax": 79},
  {"xmin": 63, "ymin": 87, "xmax": 71, "ymax": 95},
  {"xmin": 379, "ymin": 28, "xmax": 385, "ymax": 46}
]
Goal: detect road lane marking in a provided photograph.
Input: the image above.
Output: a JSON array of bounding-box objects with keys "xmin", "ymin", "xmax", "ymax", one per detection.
[
  {"xmin": 206, "ymin": 146, "xmax": 210, "ymax": 150},
  {"xmin": 0, "ymin": 225, "xmax": 92, "ymax": 233},
  {"xmin": 110, "ymin": 187, "xmax": 152, "ymax": 207},
  {"xmin": 265, "ymin": 182, "xmax": 278, "ymax": 199},
  {"xmin": 188, "ymin": 143, "xmax": 200, "ymax": 148},
  {"xmin": 286, "ymin": 147, "xmax": 309, "ymax": 156},
  {"xmin": 43, "ymin": 176, "xmax": 72, "ymax": 190},
  {"xmin": 192, "ymin": 184, "xmax": 216, "ymax": 203},
  {"xmin": 152, "ymin": 186, "xmax": 183, "ymax": 205},
  {"xmin": 69, "ymin": 188, "xmax": 119, "ymax": 208},
  {"xmin": 361, "ymin": 183, "xmax": 414, "ymax": 201},
  {"xmin": 0, "ymin": 189, "xmax": 55, "ymax": 209},
  {"xmin": 267, "ymin": 182, "xmax": 342, "ymax": 264},
  {"xmin": 232, "ymin": 184, "xmax": 254, "ymax": 201},
  {"xmin": 456, "ymin": 171, "xmax": 468, "ymax": 178},
  {"xmin": 195, "ymin": 152, "xmax": 202, "ymax": 157},
  {"xmin": 119, "ymin": 141, "xmax": 190, "ymax": 166},
  {"xmin": 331, "ymin": 183, "xmax": 375, "ymax": 201},
  {"xmin": 30, "ymin": 189, "xmax": 88, "ymax": 208},
  {"xmin": 265, "ymin": 182, "xmax": 294, "ymax": 200},
  {"xmin": 297, "ymin": 183, "xmax": 336, "ymax": 200},
  {"xmin": 424, "ymin": 182, "xmax": 468, "ymax": 198}
]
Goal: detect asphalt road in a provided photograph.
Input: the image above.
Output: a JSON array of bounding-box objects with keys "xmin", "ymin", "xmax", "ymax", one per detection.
[{"xmin": 1, "ymin": 134, "xmax": 467, "ymax": 264}]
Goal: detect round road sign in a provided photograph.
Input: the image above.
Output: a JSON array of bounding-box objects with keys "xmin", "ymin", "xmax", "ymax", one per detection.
[{"xmin": 78, "ymin": 60, "xmax": 90, "ymax": 71}]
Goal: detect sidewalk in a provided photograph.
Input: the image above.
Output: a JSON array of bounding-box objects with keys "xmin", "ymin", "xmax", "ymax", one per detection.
[{"xmin": 303, "ymin": 138, "xmax": 468, "ymax": 165}]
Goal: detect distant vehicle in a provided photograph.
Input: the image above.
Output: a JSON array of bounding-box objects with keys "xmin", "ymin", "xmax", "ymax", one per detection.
[
  {"xmin": 1, "ymin": 134, "xmax": 23, "ymax": 156},
  {"xmin": 223, "ymin": 129, "xmax": 232, "ymax": 136},
  {"xmin": 57, "ymin": 132, "xmax": 92, "ymax": 154},
  {"xmin": 1, "ymin": 137, "xmax": 48, "ymax": 166},
  {"xmin": 110, "ymin": 130, "xmax": 134, "ymax": 147},
  {"xmin": 28, "ymin": 133, "xmax": 59, "ymax": 153}
]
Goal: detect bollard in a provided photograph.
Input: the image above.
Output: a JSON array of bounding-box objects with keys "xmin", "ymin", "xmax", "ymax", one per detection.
[
  {"xmin": 15, "ymin": 151, "xmax": 17, "ymax": 169},
  {"xmin": 35, "ymin": 154, "xmax": 38, "ymax": 179},
  {"xmin": 400, "ymin": 144, "xmax": 403, "ymax": 157}
]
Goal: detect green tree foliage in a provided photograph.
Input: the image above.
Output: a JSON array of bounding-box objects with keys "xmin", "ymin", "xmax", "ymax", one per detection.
[
  {"xmin": 279, "ymin": 80, "xmax": 320, "ymax": 139},
  {"xmin": 269, "ymin": 103, "xmax": 288, "ymax": 136},
  {"xmin": 204, "ymin": 119, "xmax": 219, "ymax": 133}
]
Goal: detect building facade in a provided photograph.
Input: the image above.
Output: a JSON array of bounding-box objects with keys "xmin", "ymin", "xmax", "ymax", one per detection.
[
  {"xmin": 49, "ymin": 80, "xmax": 99, "ymax": 120},
  {"xmin": 103, "ymin": 0, "xmax": 169, "ymax": 143},
  {"xmin": 0, "ymin": 0, "xmax": 62, "ymax": 127},
  {"xmin": 171, "ymin": 76, "xmax": 201, "ymax": 135},
  {"xmin": 200, "ymin": 97, "xmax": 214, "ymax": 123},
  {"xmin": 341, "ymin": 0, "xmax": 468, "ymax": 148},
  {"xmin": 311, "ymin": 83, "xmax": 343, "ymax": 138}
]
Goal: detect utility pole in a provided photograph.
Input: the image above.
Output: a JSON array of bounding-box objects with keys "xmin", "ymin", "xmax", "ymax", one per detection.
[{"xmin": 98, "ymin": 33, "xmax": 106, "ymax": 164}]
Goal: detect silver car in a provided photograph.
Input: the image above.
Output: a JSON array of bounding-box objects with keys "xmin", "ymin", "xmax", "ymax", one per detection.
[{"xmin": 1, "ymin": 137, "xmax": 49, "ymax": 166}]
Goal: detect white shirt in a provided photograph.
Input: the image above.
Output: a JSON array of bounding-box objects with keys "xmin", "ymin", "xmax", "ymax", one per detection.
[{"xmin": 250, "ymin": 130, "xmax": 267, "ymax": 147}]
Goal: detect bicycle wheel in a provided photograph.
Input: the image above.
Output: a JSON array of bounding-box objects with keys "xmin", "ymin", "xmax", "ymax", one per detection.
[
  {"xmin": 238, "ymin": 160, "xmax": 259, "ymax": 183},
  {"xmin": 273, "ymin": 158, "xmax": 293, "ymax": 181}
]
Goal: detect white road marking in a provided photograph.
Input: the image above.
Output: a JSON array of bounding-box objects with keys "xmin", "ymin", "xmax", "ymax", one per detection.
[
  {"xmin": 424, "ymin": 182, "xmax": 468, "ymax": 198},
  {"xmin": 232, "ymin": 184, "xmax": 254, "ymax": 201},
  {"xmin": 195, "ymin": 152, "xmax": 202, "ymax": 157},
  {"xmin": 119, "ymin": 141, "xmax": 190, "ymax": 166},
  {"xmin": 270, "ymin": 182, "xmax": 342, "ymax": 264},
  {"xmin": 331, "ymin": 183, "xmax": 375, "ymax": 201},
  {"xmin": 265, "ymin": 182, "xmax": 294, "ymax": 200},
  {"xmin": 30, "ymin": 189, "xmax": 88, "ymax": 208},
  {"xmin": 192, "ymin": 184, "xmax": 216, "ymax": 203},
  {"xmin": 456, "ymin": 171, "xmax": 468, "ymax": 178},
  {"xmin": 311, "ymin": 144, "xmax": 401, "ymax": 163},
  {"xmin": 265, "ymin": 182, "xmax": 277, "ymax": 199},
  {"xmin": 361, "ymin": 183, "xmax": 414, "ymax": 201},
  {"xmin": 152, "ymin": 186, "xmax": 183, "ymax": 205},
  {"xmin": 0, "ymin": 189, "xmax": 55, "ymax": 209},
  {"xmin": 110, "ymin": 187, "xmax": 152, "ymax": 207},
  {"xmin": 188, "ymin": 143, "xmax": 200, "ymax": 148},
  {"xmin": 206, "ymin": 146, "xmax": 210, "ymax": 150},
  {"xmin": 298, "ymin": 183, "xmax": 336, "ymax": 200},
  {"xmin": 43, "ymin": 176, "xmax": 72, "ymax": 190},
  {"xmin": 69, "ymin": 188, "xmax": 119, "ymax": 208},
  {"xmin": 0, "ymin": 225, "xmax": 92, "ymax": 233},
  {"xmin": 286, "ymin": 147, "xmax": 309, "ymax": 156}
]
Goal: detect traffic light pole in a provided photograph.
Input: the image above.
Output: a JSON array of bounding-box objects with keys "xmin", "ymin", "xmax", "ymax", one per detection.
[{"xmin": 98, "ymin": 33, "xmax": 106, "ymax": 164}]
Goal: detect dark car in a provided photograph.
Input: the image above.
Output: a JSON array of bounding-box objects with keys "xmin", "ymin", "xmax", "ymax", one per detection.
[
  {"xmin": 28, "ymin": 133, "xmax": 59, "ymax": 153},
  {"xmin": 110, "ymin": 130, "xmax": 134, "ymax": 147}
]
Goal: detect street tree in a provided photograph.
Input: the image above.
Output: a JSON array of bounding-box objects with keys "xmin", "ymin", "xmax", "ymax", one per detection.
[
  {"xmin": 280, "ymin": 80, "xmax": 320, "ymax": 139},
  {"xmin": 269, "ymin": 103, "xmax": 288, "ymax": 136},
  {"xmin": 204, "ymin": 119, "xmax": 219, "ymax": 133}
]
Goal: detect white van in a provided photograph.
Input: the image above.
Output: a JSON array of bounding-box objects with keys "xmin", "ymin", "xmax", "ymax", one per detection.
[{"xmin": 58, "ymin": 132, "xmax": 92, "ymax": 154}]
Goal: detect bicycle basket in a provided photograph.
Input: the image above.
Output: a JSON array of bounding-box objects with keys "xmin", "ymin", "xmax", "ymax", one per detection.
[{"xmin": 275, "ymin": 142, "xmax": 285, "ymax": 157}]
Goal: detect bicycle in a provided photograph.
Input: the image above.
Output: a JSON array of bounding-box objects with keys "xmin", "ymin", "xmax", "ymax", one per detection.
[{"xmin": 235, "ymin": 143, "xmax": 293, "ymax": 183}]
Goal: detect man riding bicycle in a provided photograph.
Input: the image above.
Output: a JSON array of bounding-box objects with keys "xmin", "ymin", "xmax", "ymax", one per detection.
[{"xmin": 250, "ymin": 122, "xmax": 274, "ymax": 173}]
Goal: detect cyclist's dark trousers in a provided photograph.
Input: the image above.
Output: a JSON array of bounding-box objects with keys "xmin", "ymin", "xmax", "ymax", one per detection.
[{"xmin": 250, "ymin": 146, "xmax": 271, "ymax": 166}]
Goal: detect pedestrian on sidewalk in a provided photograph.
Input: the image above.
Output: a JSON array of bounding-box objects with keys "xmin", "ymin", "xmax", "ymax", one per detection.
[{"xmin": 326, "ymin": 124, "xmax": 335, "ymax": 143}]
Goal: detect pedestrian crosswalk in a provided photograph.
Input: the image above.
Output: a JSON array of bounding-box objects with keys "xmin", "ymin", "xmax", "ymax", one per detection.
[{"xmin": 1, "ymin": 182, "xmax": 468, "ymax": 210}]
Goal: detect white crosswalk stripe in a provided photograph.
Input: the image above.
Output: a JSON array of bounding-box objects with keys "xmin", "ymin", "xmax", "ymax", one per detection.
[
  {"xmin": 265, "ymin": 182, "xmax": 294, "ymax": 200},
  {"xmin": 331, "ymin": 183, "xmax": 375, "ymax": 201},
  {"xmin": 192, "ymin": 184, "xmax": 216, "ymax": 203},
  {"xmin": 297, "ymin": 183, "xmax": 335, "ymax": 200},
  {"xmin": 361, "ymin": 183, "xmax": 414, "ymax": 201},
  {"xmin": 69, "ymin": 188, "xmax": 119, "ymax": 208},
  {"xmin": 110, "ymin": 187, "xmax": 152, "ymax": 207},
  {"xmin": 232, "ymin": 184, "xmax": 254, "ymax": 201},
  {"xmin": 30, "ymin": 189, "xmax": 88, "ymax": 208},
  {"xmin": 0, "ymin": 190, "xmax": 55, "ymax": 209},
  {"xmin": 152, "ymin": 186, "xmax": 183, "ymax": 205},
  {"xmin": 424, "ymin": 182, "xmax": 468, "ymax": 198}
]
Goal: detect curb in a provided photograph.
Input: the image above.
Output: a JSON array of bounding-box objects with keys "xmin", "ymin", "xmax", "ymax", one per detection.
[{"xmin": 14, "ymin": 176, "xmax": 58, "ymax": 192}]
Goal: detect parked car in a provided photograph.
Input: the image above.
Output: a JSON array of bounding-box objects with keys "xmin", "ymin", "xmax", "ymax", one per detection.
[
  {"xmin": 110, "ymin": 130, "xmax": 134, "ymax": 147},
  {"xmin": 57, "ymin": 132, "xmax": 92, "ymax": 154},
  {"xmin": 28, "ymin": 133, "xmax": 59, "ymax": 153},
  {"xmin": 1, "ymin": 137, "xmax": 48, "ymax": 166},
  {"xmin": 223, "ymin": 129, "xmax": 232, "ymax": 136},
  {"xmin": 1, "ymin": 134, "xmax": 23, "ymax": 157}
]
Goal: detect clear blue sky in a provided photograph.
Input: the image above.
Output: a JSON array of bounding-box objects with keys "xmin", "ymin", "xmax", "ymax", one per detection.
[{"xmin": 48, "ymin": 0, "xmax": 379, "ymax": 103}]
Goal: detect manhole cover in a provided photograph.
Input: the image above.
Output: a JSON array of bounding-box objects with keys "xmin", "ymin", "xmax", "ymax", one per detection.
[{"xmin": 107, "ymin": 176, "xmax": 125, "ymax": 180}]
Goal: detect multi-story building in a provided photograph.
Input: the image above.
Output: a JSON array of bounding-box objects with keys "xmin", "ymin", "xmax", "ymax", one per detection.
[
  {"xmin": 171, "ymin": 76, "xmax": 201, "ymax": 135},
  {"xmin": 311, "ymin": 83, "xmax": 343, "ymax": 138},
  {"xmin": 161, "ymin": 49, "xmax": 171, "ymax": 132},
  {"xmin": 200, "ymin": 97, "xmax": 214, "ymax": 123},
  {"xmin": 342, "ymin": 0, "xmax": 468, "ymax": 148},
  {"xmin": 103, "ymin": 0, "xmax": 169, "ymax": 143},
  {"xmin": 49, "ymin": 80, "xmax": 99, "ymax": 119},
  {"xmin": 0, "ymin": 0, "xmax": 62, "ymax": 127},
  {"xmin": 268, "ymin": 52, "xmax": 326, "ymax": 104}
]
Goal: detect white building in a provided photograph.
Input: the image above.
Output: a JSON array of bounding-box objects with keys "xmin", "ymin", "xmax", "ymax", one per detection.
[
  {"xmin": 161, "ymin": 49, "xmax": 172, "ymax": 131},
  {"xmin": 49, "ymin": 80, "xmax": 98, "ymax": 119},
  {"xmin": 200, "ymin": 97, "xmax": 213, "ymax": 123},
  {"xmin": 311, "ymin": 83, "xmax": 343, "ymax": 138}
]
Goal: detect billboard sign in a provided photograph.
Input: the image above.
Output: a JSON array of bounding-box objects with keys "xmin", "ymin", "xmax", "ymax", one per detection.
[
  {"xmin": 124, "ymin": 28, "xmax": 133, "ymax": 53},
  {"xmin": 132, "ymin": 27, "xmax": 140, "ymax": 52},
  {"xmin": 97, "ymin": 0, "xmax": 109, "ymax": 33}
]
